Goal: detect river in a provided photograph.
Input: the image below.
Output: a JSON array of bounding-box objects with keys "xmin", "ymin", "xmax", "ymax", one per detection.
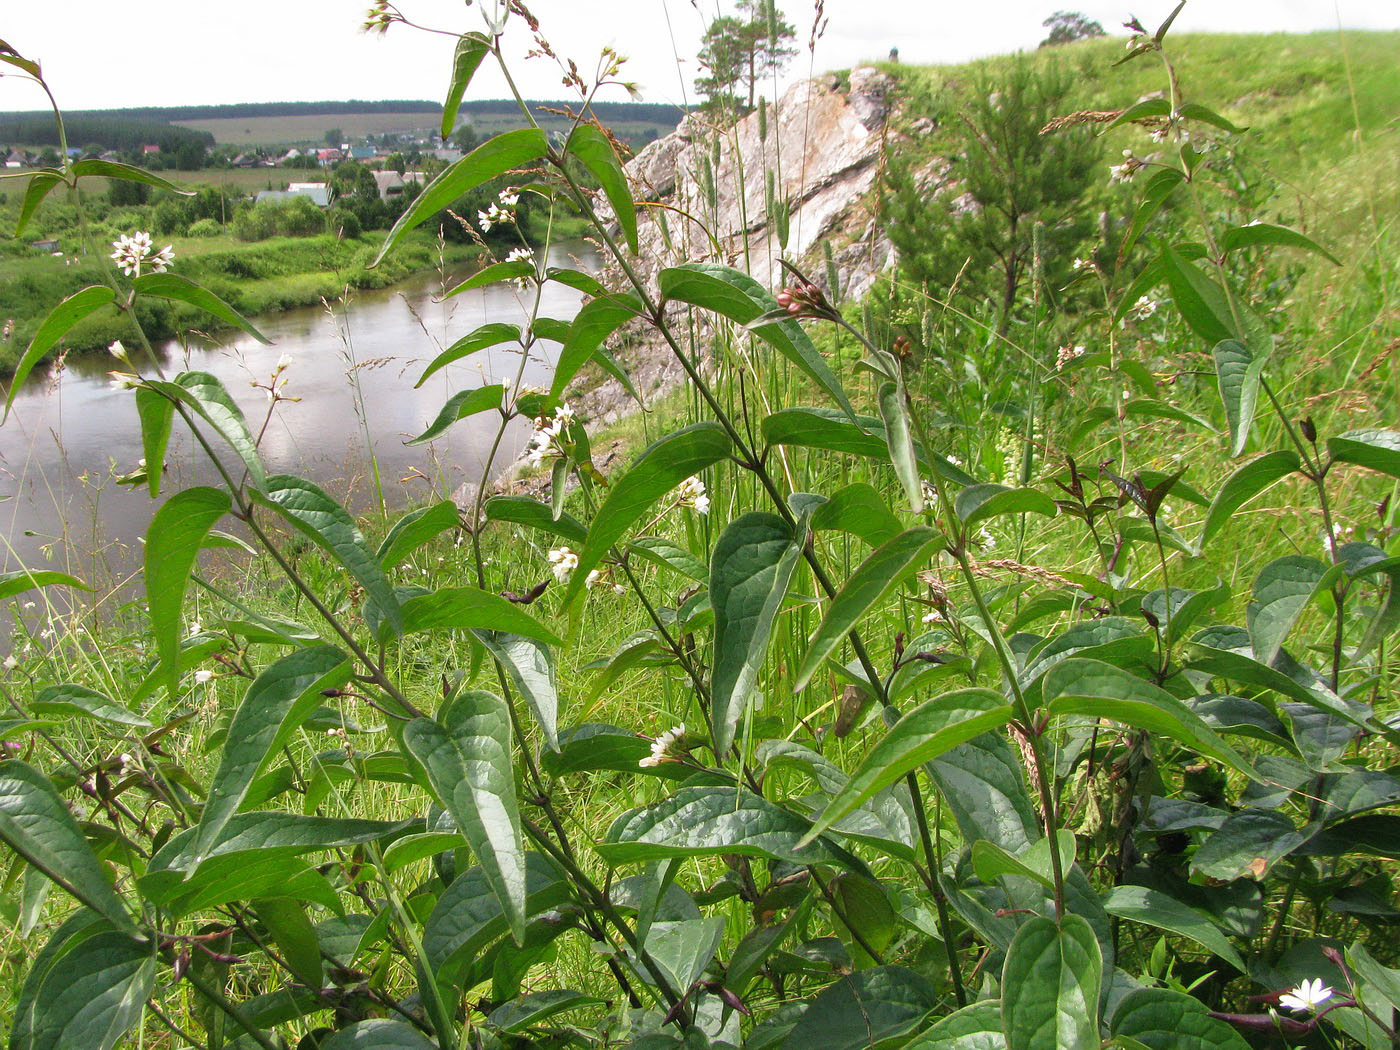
[{"xmin": 0, "ymin": 242, "xmax": 599, "ymax": 601}]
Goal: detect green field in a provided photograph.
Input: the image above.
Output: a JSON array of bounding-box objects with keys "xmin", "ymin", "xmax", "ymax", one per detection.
[{"xmin": 172, "ymin": 111, "xmax": 441, "ymax": 145}]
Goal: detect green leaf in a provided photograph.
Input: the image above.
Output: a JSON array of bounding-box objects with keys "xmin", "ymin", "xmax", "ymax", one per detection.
[
  {"xmin": 1110, "ymin": 988, "xmax": 1249, "ymax": 1050},
  {"xmin": 1199, "ymin": 450, "xmax": 1299, "ymax": 547},
  {"xmin": 377, "ymin": 500, "xmax": 461, "ymax": 570},
  {"xmin": 254, "ymin": 474, "xmax": 402, "ymax": 636},
  {"xmin": 1001, "ymin": 914, "xmax": 1102, "ymax": 1050},
  {"xmin": 1328, "ymin": 429, "xmax": 1400, "ymax": 479},
  {"xmin": 145, "ymin": 487, "xmax": 230, "ymax": 697},
  {"xmin": 192, "ymin": 645, "xmax": 351, "ymax": 863},
  {"xmin": 1118, "ymin": 168, "xmax": 1184, "ymax": 262},
  {"xmin": 31, "ymin": 684, "xmax": 150, "ymax": 729},
  {"xmin": 1191, "ymin": 809, "xmax": 1309, "ymax": 880},
  {"xmin": 70, "ymin": 158, "xmax": 189, "ymax": 194},
  {"xmin": 409, "ymin": 384, "xmax": 503, "ymax": 444},
  {"xmin": 132, "ymin": 272, "xmax": 269, "ymax": 342},
  {"xmin": 1160, "ymin": 246, "xmax": 1234, "ymax": 345},
  {"xmin": 660, "ymin": 263, "xmax": 854, "ymax": 418},
  {"xmin": 803, "ymin": 690, "xmax": 1014, "ymax": 844},
  {"xmin": 1221, "ymin": 222, "xmax": 1339, "ymax": 265},
  {"xmin": 597, "ymin": 786, "xmax": 864, "ymax": 870},
  {"xmin": 0, "ymin": 762, "xmax": 131, "ymax": 930},
  {"xmin": 761, "ymin": 407, "xmax": 975, "ymax": 486},
  {"xmin": 809, "ymin": 483, "xmax": 903, "ymax": 547},
  {"xmin": 565, "ymin": 422, "xmax": 731, "ymax": 606},
  {"xmin": 485, "ymin": 495, "xmax": 588, "ymax": 545},
  {"xmin": 955, "ymin": 484, "xmax": 1057, "ymax": 527},
  {"xmin": 14, "ymin": 170, "xmax": 64, "ymax": 238},
  {"xmin": 928, "ymin": 733, "xmax": 1040, "ymax": 853},
  {"xmin": 546, "ymin": 266, "xmax": 607, "ymax": 297},
  {"xmin": 1101, "ymin": 886, "xmax": 1244, "ymax": 972},
  {"xmin": 710, "ymin": 513, "xmax": 804, "ymax": 756},
  {"xmin": 489, "ymin": 990, "xmax": 599, "ymax": 1033},
  {"xmin": 145, "ymin": 371, "xmax": 267, "ymax": 490},
  {"xmin": 1042, "ymin": 659, "xmax": 1254, "ymax": 779},
  {"xmin": 1247, "ymin": 555, "xmax": 1329, "ymax": 665},
  {"xmin": 374, "ymin": 128, "xmax": 550, "ymax": 264},
  {"xmin": 405, "ymin": 690, "xmax": 528, "ymax": 944},
  {"xmin": 10, "ymin": 910, "xmax": 112, "ymax": 1050},
  {"xmin": 1106, "ymin": 98, "xmax": 1172, "ymax": 129},
  {"xmin": 133, "ymin": 387, "xmax": 174, "ymax": 497},
  {"xmin": 1175, "ymin": 102, "xmax": 1246, "ymax": 134},
  {"xmin": 906, "ymin": 1000, "xmax": 1006, "ymax": 1050},
  {"xmin": 151, "ymin": 814, "xmax": 411, "ymax": 872},
  {"xmin": 972, "ymin": 831, "xmax": 1076, "ymax": 893},
  {"xmin": 415, "ymin": 322, "xmax": 521, "ymax": 387},
  {"xmin": 26, "ymin": 930, "xmax": 154, "ymax": 1050},
  {"xmin": 321, "ymin": 1019, "xmax": 441, "ymax": 1050},
  {"xmin": 551, "ymin": 292, "xmax": 643, "ymax": 399},
  {"xmin": 785, "ymin": 967, "xmax": 939, "ymax": 1050},
  {"xmin": 542, "ymin": 723, "xmax": 685, "ymax": 779},
  {"xmin": 474, "ymin": 630, "xmax": 559, "ymax": 751},
  {"xmin": 252, "ymin": 897, "xmax": 323, "ymax": 989},
  {"xmin": 1213, "ymin": 339, "xmax": 1261, "ymax": 457},
  {"xmin": 627, "ymin": 537, "xmax": 708, "ymax": 581},
  {"xmin": 876, "ymin": 380, "xmax": 924, "ymax": 512},
  {"xmin": 647, "ymin": 916, "xmax": 726, "ymax": 992},
  {"xmin": 0, "ymin": 569, "xmax": 92, "ymax": 603},
  {"xmin": 4, "ymin": 286, "xmax": 117, "ymax": 420},
  {"xmin": 442, "ymin": 31, "xmax": 492, "ymax": 137},
  {"xmin": 795, "ymin": 527, "xmax": 941, "ymax": 692},
  {"xmin": 443, "ymin": 259, "xmax": 535, "ymax": 298},
  {"xmin": 398, "ymin": 586, "xmax": 562, "ymax": 645},
  {"xmin": 567, "ymin": 123, "xmax": 638, "ymax": 252}
]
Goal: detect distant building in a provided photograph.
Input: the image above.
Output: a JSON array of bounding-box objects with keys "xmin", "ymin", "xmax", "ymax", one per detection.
[
  {"xmin": 30, "ymin": 239, "xmax": 60, "ymax": 252},
  {"xmin": 349, "ymin": 146, "xmax": 376, "ymax": 161},
  {"xmin": 3, "ymin": 151, "xmax": 26, "ymax": 168},
  {"xmin": 142, "ymin": 144, "xmax": 160, "ymax": 156},
  {"xmin": 428, "ymin": 148, "xmax": 463, "ymax": 163},
  {"xmin": 256, "ymin": 182, "xmax": 332, "ymax": 207}
]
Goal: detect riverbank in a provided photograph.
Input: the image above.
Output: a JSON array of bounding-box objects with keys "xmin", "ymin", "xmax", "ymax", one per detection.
[{"xmin": 0, "ymin": 228, "xmax": 485, "ymax": 374}]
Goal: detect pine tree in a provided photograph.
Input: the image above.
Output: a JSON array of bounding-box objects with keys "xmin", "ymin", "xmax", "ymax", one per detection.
[{"xmin": 695, "ymin": 0, "xmax": 798, "ymax": 116}]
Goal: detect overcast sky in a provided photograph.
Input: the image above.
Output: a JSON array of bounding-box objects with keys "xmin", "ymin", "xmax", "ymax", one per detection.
[{"xmin": 1, "ymin": 1, "xmax": 1395, "ymax": 115}]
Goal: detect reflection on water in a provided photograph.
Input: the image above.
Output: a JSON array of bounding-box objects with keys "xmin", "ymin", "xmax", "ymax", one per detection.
[{"xmin": 0, "ymin": 242, "xmax": 599, "ymax": 601}]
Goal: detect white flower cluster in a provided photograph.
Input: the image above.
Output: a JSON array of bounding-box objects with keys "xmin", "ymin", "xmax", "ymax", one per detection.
[
  {"xmin": 110, "ymin": 231, "xmax": 174, "ymax": 277},
  {"xmin": 548, "ymin": 546, "xmax": 579, "ymax": 583},
  {"xmin": 1109, "ymin": 149, "xmax": 1145, "ymax": 185},
  {"xmin": 674, "ymin": 475, "xmax": 710, "ymax": 514},
  {"xmin": 640, "ymin": 723, "xmax": 686, "ymax": 768},
  {"xmin": 523, "ymin": 402, "xmax": 575, "ymax": 467},
  {"xmin": 585, "ymin": 567, "xmax": 626, "ymax": 594},
  {"xmin": 1071, "ymin": 257, "xmax": 1095, "ymax": 273},
  {"xmin": 478, "ymin": 189, "xmax": 521, "ymax": 233},
  {"xmin": 1056, "ymin": 344, "xmax": 1087, "ymax": 370},
  {"xmin": 1129, "ymin": 296, "xmax": 1158, "ymax": 321},
  {"xmin": 505, "ymin": 247, "xmax": 535, "ymax": 291}
]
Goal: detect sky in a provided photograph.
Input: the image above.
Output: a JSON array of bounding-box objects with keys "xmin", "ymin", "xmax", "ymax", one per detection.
[{"xmin": 1, "ymin": 1, "xmax": 1395, "ymax": 115}]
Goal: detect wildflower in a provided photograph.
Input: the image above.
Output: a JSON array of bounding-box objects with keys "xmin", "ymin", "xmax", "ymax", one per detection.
[
  {"xmin": 523, "ymin": 403, "xmax": 575, "ymax": 467},
  {"xmin": 362, "ymin": 1, "xmax": 394, "ymax": 32},
  {"xmin": 108, "ymin": 340, "xmax": 130, "ymax": 362},
  {"xmin": 110, "ymin": 231, "xmax": 174, "ymax": 277},
  {"xmin": 1056, "ymin": 344, "xmax": 1086, "ymax": 370},
  {"xmin": 118, "ymin": 752, "xmax": 137, "ymax": 774},
  {"xmin": 1071, "ymin": 257, "xmax": 1094, "ymax": 272},
  {"xmin": 640, "ymin": 723, "xmax": 687, "ymax": 768},
  {"xmin": 674, "ymin": 475, "xmax": 710, "ymax": 514},
  {"xmin": 1278, "ymin": 979, "xmax": 1333, "ymax": 1015},
  {"xmin": 275, "ymin": 353, "xmax": 293, "ymax": 372},
  {"xmin": 477, "ymin": 190, "xmax": 521, "ymax": 234},
  {"xmin": 547, "ymin": 546, "xmax": 579, "ymax": 583},
  {"xmin": 108, "ymin": 372, "xmax": 139, "ymax": 391},
  {"xmin": 775, "ymin": 279, "xmax": 826, "ymax": 318},
  {"xmin": 585, "ymin": 568, "xmax": 605, "ymax": 590},
  {"xmin": 1109, "ymin": 149, "xmax": 1144, "ymax": 184},
  {"xmin": 921, "ymin": 609, "xmax": 947, "ymax": 626},
  {"xmin": 505, "ymin": 247, "xmax": 535, "ymax": 291},
  {"xmin": 1129, "ymin": 296, "xmax": 1158, "ymax": 321},
  {"xmin": 193, "ymin": 669, "xmax": 214, "ymax": 684},
  {"xmin": 327, "ymin": 726, "xmax": 348, "ymax": 738},
  {"xmin": 920, "ymin": 479, "xmax": 937, "ymax": 504},
  {"xmin": 2, "ymin": 654, "xmax": 17, "ymax": 671},
  {"xmin": 187, "ymin": 619, "xmax": 203, "ymax": 636}
]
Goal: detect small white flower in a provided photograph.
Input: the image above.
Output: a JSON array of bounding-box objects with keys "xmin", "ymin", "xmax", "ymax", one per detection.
[
  {"xmin": 187, "ymin": 619, "xmax": 203, "ymax": 636},
  {"xmin": 640, "ymin": 723, "xmax": 686, "ymax": 768},
  {"xmin": 2, "ymin": 655, "xmax": 17, "ymax": 671},
  {"xmin": 1130, "ymin": 296, "xmax": 1158, "ymax": 321},
  {"xmin": 921, "ymin": 609, "xmax": 947, "ymax": 626},
  {"xmin": 585, "ymin": 568, "xmax": 604, "ymax": 590},
  {"xmin": 327, "ymin": 727, "xmax": 347, "ymax": 738},
  {"xmin": 505, "ymin": 247, "xmax": 535, "ymax": 290},
  {"xmin": 193, "ymin": 669, "xmax": 214, "ymax": 684},
  {"xmin": 674, "ymin": 475, "xmax": 709, "ymax": 514},
  {"xmin": 1109, "ymin": 152, "xmax": 1144, "ymax": 184},
  {"xmin": 275, "ymin": 353, "xmax": 293, "ymax": 372},
  {"xmin": 108, "ymin": 339, "xmax": 129, "ymax": 362},
  {"xmin": 547, "ymin": 546, "xmax": 579, "ymax": 583},
  {"xmin": 118, "ymin": 752, "xmax": 136, "ymax": 773},
  {"xmin": 1071, "ymin": 257, "xmax": 1093, "ymax": 272},
  {"xmin": 920, "ymin": 479, "xmax": 937, "ymax": 504},
  {"xmin": 108, "ymin": 372, "xmax": 139, "ymax": 391},
  {"xmin": 1056, "ymin": 344, "xmax": 1087, "ymax": 370},
  {"xmin": 110, "ymin": 231, "xmax": 172, "ymax": 277},
  {"xmin": 22, "ymin": 601, "xmax": 35, "ymax": 611},
  {"xmin": 1278, "ymin": 979, "xmax": 1332, "ymax": 1015}
]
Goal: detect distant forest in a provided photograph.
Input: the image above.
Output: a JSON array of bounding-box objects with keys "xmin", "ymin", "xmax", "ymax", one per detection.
[{"xmin": 0, "ymin": 98, "xmax": 687, "ymax": 148}]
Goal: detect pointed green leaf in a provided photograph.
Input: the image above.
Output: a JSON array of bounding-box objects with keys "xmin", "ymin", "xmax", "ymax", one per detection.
[
  {"xmin": 1247, "ymin": 555, "xmax": 1329, "ymax": 665},
  {"xmin": 1328, "ymin": 429, "xmax": 1400, "ymax": 479},
  {"xmin": 132, "ymin": 272, "xmax": 269, "ymax": 342},
  {"xmin": 31, "ymin": 684, "xmax": 150, "ymax": 728},
  {"xmin": 4, "ymin": 286, "xmax": 117, "ymax": 420},
  {"xmin": 1106, "ymin": 98, "xmax": 1171, "ymax": 129},
  {"xmin": 405, "ymin": 690, "xmax": 528, "ymax": 943},
  {"xmin": 375, "ymin": 128, "xmax": 549, "ymax": 264},
  {"xmin": 70, "ymin": 159, "xmax": 190, "ymax": 194},
  {"xmin": 27, "ymin": 931, "xmax": 154, "ymax": 1050},
  {"xmin": 252, "ymin": 897, "xmax": 323, "ymax": 990},
  {"xmin": 489, "ymin": 989, "xmax": 599, "ymax": 1033},
  {"xmin": 0, "ymin": 761, "xmax": 131, "ymax": 930},
  {"xmin": 786, "ymin": 967, "xmax": 939, "ymax": 1050},
  {"xmin": 803, "ymin": 690, "xmax": 1014, "ymax": 844},
  {"xmin": 1102, "ymin": 885, "xmax": 1244, "ymax": 971},
  {"xmin": 627, "ymin": 537, "xmax": 708, "ymax": 581},
  {"xmin": 1175, "ymin": 102, "xmax": 1246, "ymax": 134},
  {"xmin": 955, "ymin": 484, "xmax": 1058, "ymax": 527},
  {"xmin": 1199, "ymin": 449, "xmax": 1299, "ymax": 547},
  {"xmin": 321, "ymin": 1019, "xmax": 440, "ymax": 1050},
  {"xmin": 145, "ymin": 486, "xmax": 230, "ymax": 697},
  {"xmin": 1213, "ymin": 339, "xmax": 1262, "ymax": 457},
  {"xmin": 565, "ymin": 422, "xmax": 731, "ymax": 605},
  {"xmin": 907, "ymin": 999, "xmax": 1006, "ymax": 1050},
  {"xmin": 567, "ymin": 123, "xmax": 638, "ymax": 252},
  {"xmin": 878, "ymin": 380, "xmax": 924, "ymax": 512},
  {"xmin": 415, "ymin": 321, "xmax": 521, "ymax": 387},
  {"xmin": 442, "ymin": 31, "xmax": 492, "ymax": 137},
  {"xmin": 145, "ymin": 371, "xmax": 267, "ymax": 490},
  {"xmin": 192, "ymin": 645, "xmax": 351, "ymax": 862},
  {"xmin": 1221, "ymin": 222, "xmax": 1339, "ymax": 265},
  {"xmin": 474, "ymin": 630, "xmax": 559, "ymax": 751},
  {"xmin": 484, "ymin": 495, "xmax": 588, "ymax": 545},
  {"xmin": 660, "ymin": 263, "xmax": 854, "ymax": 417},
  {"xmin": 928, "ymin": 733, "xmax": 1039, "ymax": 853},
  {"xmin": 1001, "ymin": 914, "xmax": 1102, "ymax": 1050},
  {"xmin": 809, "ymin": 482, "xmax": 903, "ymax": 547},
  {"xmin": 761, "ymin": 407, "xmax": 976, "ymax": 485},
  {"xmin": 1042, "ymin": 659, "xmax": 1254, "ymax": 779},
  {"xmin": 398, "ymin": 586, "xmax": 562, "ymax": 645},
  {"xmin": 647, "ymin": 916, "xmax": 726, "ymax": 993},
  {"xmin": 409, "ymin": 383, "xmax": 504, "ymax": 444},
  {"xmin": 254, "ymin": 474, "xmax": 402, "ymax": 636},
  {"xmin": 795, "ymin": 527, "xmax": 942, "ymax": 692},
  {"xmin": 1118, "ymin": 168, "xmax": 1183, "ymax": 261},
  {"xmin": 377, "ymin": 499, "xmax": 461, "ymax": 570},
  {"xmin": 1111, "ymin": 987, "xmax": 1250, "ymax": 1050},
  {"xmin": 14, "ymin": 170, "xmax": 64, "ymax": 238},
  {"xmin": 1191, "ymin": 809, "xmax": 1308, "ymax": 881},
  {"xmin": 133, "ymin": 387, "xmax": 174, "ymax": 496},
  {"xmin": 551, "ymin": 292, "xmax": 643, "ymax": 399},
  {"xmin": 0, "ymin": 569, "xmax": 92, "ymax": 603},
  {"xmin": 1161, "ymin": 246, "xmax": 1234, "ymax": 345},
  {"xmin": 443, "ymin": 258, "xmax": 535, "ymax": 298},
  {"xmin": 709, "ymin": 513, "xmax": 804, "ymax": 755}
]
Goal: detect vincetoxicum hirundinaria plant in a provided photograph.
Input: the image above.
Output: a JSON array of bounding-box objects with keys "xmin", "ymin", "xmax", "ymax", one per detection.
[{"xmin": 2, "ymin": 5, "xmax": 1400, "ymax": 1050}]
